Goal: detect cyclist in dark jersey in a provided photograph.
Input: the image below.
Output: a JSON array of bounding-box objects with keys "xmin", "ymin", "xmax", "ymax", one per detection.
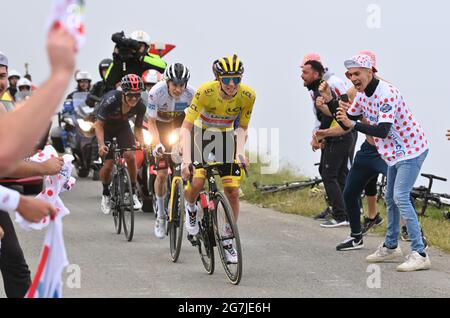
[{"xmin": 95, "ymin": 74, "xmax": 146, "ymax": 214}]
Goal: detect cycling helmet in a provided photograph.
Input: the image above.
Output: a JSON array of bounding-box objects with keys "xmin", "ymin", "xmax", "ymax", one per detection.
[
  {"xmin": 121, "ymin": 74, "xmax": 145, "ymax": 92},
  {"xmin": 130, "ymin": 30, "xmax": 151, "ymax": 46},
  {"xmin": 212, "ymin": 59, "xmax": 220, "ymax": 79},
  {"xmin": 164, "ymin": 63, "xmax": 190, "ymax": 85},
  {"xmin": 17, "ymin": 78, "xmax": 32, "ymax": 90},
  {"xmin": 8, "ymin": 69, "xmax": 21, "ymax": 80},
  {"xmin": 142, "ymin": 69, "xmax": 162, "ymax": 84},
  {"xmin": 215, "ymin": 54, "xmax": 244, "ymax": 77},
  {"xmin": 75, "ymin": 70, "xmax": 92, "ymax": 82}
]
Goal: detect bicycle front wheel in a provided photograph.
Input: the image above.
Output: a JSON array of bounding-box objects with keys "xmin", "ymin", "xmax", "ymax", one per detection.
[
  {"xmin": 168, "ymin": 178, "xmax": 184, "ymax": 262},
  {"xmin": 120, "ymin": 168, "xmax": 135, "ymax": 242},
  {"xmin": 213, "ymin": 192, "xmax": 243, "ymax": 285},
  {"xmin": 111, "ymin": 173, "xmax": 122, "ymax": 234}
]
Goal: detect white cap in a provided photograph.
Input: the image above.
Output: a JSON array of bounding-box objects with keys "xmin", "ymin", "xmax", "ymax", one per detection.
[
  {"xmin": 8, "ymin": 69, "xmax": 21, "ymax": 79},
  {"xmin": 130, "ymin": 30, "xmax": 151, "ymax": 46},
  {"xmin": 0, "ymin": 51, "xmax": 8, "ymax": 68},
  {"xmin": 344, "ymin": 54, "xmax": 373, "ymax": 70},
  {"xmin": 17, "ymin": 77, "xmax": 32, "ymax": 88}
]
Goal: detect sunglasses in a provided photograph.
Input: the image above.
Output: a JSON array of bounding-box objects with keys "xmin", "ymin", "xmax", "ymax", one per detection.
[
  {"xmin": 220, "ymin": 76, "xmax": 242, "ymax": 85},
  {"xmin": 125, "ymin": 92, "xmax": 141, "ymax": 100}
]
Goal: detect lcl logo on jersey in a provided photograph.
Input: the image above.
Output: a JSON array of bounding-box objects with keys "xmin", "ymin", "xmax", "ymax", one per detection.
[
  {"xmin": 241, "ymin": 91, "xmax": 253, "ymax": 99},
  {"xmin": 226, "ymin": 106, "xmax": 241, "ymax": 115}
]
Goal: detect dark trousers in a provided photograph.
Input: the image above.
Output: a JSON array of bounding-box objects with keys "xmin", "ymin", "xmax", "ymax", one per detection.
[
  {"xmin": 0, "ymin": 211, "xmax": 31, "ymax": 298},
  {"xmin": 320, "ymin": 133, "xmax": 355, "ymax": 221},
  {"xmin": 343, "ymin": 141, "xmax": 388, "ymax": 234}
]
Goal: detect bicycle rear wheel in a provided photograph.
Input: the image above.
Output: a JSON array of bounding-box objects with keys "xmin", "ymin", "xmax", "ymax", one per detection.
[
  {"xmin": 168, "ymin": 178, "xmax": 184, "ymax": 262},
  {"xmin": 212, "ymin": 192, "xmax": 242, "ymax": 285},
  {"xmin": 196, "ymin": 201, "xmax": 215, "ymax": 275},
  {"xmin": 120, "ymin": 168, "xmax": 135, "ymax": 242}
]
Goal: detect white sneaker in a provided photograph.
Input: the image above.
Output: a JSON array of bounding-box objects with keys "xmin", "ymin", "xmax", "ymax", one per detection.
[
  {"xmin": 223, "ymin": 242, "xmax": 238, "ymax": 264},
  {"xmin": 133, "ymin": 193, "xmax": 142, "ymax": 210},
  {"xmin": 101, "ymin": 195, "xmax": 111, "ymax": 215},
  {"xmin": 396, "ymin": 252, "xmax": 431, "ymax": 272},
  {"xmin": 366, "ymin": 243, "xmax": 403, "ymax": 263},
  {"xmin": 154, "ymin": 218, "xmax": 166, "ymax": 239},
  {"xmin": 185, "ymin": 203, "xmax": 199, "ymax": 236}
]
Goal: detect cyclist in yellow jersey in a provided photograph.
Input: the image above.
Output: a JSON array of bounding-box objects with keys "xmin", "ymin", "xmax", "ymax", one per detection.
[{"xmin": 180, "ymin": 55, "xmax": 255, "ymax": 263}]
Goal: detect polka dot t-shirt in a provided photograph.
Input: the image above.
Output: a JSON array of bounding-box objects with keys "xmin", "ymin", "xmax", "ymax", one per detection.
[{"xmin": 348, "ymin": 80, "xmax": 428, "ymax": 166}]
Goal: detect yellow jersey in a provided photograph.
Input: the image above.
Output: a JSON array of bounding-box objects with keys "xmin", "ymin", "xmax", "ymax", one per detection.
[{"xmin": 185, "ymin": 81, "xmax": 256, "ymax": 131}]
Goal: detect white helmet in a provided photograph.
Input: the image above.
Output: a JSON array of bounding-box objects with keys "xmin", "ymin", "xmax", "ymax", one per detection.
[
  {"xmin": 142, "ymin": 70, "xmax": 162, "ymax": 84},
  {"xmin": 17, "ymin": 78, "xmax": 32, "ymax": 89},
  {"xmin": 75, "ymin": 70, "xmax": 92, "ymax": 82},
  {"xmin": 130, "ymin": 30, "xmax": 151, "ymax": 46},
  {"xmin": 8, "ymin": 69, "xmax": 21, "ymax": 79}
]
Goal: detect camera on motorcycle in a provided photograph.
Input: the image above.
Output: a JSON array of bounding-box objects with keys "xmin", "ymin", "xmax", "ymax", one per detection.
[{"xmin": 111, "ymin": 31, "xmax": 141, "ymax": 60}]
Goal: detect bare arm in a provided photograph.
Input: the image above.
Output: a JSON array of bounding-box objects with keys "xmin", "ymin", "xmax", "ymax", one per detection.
[
  {"xmin": 134, "ymin": 127, "xmax": 144, "ymax": 147},
  {"xmin": 180, "ymin": 120, "xmax": 194, "ymax": 164},
  {"xmin": 0, "ymin": 25, "xmax": 76, "ymax": 174},
  {"xmin": 4, "ymin": 157, "xmax": 64, "ymax": 178},
  {"xmin": 235, "ymin": 126, "xmax": 248, "ymax": 161}
]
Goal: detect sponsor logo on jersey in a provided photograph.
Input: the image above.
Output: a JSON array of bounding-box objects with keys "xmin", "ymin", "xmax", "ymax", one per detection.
[
  {"xmin": 241, "ymin": 90, "xmax": 253, "ymax": 99},
  {"xmin": 380, "ymin": 104, "xmax": 393, "ymax": 113},
  {"xmin": 226, "ymin": 106, "xmax": 241, "ymax": 115}
]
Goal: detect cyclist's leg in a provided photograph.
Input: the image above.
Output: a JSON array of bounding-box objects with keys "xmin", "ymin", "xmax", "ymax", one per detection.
[
  {"xmin": 155, "ymin": 168, "xmax": 169, "ymax": 218},
  {"xmin": 219, "ymin": 163, "xmax": 243, "ymax": 221},
  {"xmin": 100, "ymin": 124, "xmax": 115, "ymax": 195},
  {"xmin": 116, "ymin": 123, "xmax": 137, "ymax": 186}
]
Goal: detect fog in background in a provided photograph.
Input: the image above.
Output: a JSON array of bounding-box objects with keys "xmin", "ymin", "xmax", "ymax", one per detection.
[{"xmin": 2, "ymin": 0, "xmax": 449, "ymax": 191}]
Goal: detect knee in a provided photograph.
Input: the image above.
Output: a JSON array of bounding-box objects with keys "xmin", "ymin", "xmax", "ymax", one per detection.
[
  {"xmin": 124, "ymin": 151, "xmax": 136, "ymax": 162},
  {"xmin": 102, "ymin": 160, "xmax": 114, "ymax": 172},
  {"xmin": 224, "ymin": 188, "xmax": 239, "ymax": 202},
  {"xmin": 393, "ymin": 191, "xmax": 410, "ymax": 207}
]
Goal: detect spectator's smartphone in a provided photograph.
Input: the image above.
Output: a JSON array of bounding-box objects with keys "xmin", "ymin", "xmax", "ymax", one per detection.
[{"xmin": 340, "ymin": 94, "xmax": 349, "ymax": 103}]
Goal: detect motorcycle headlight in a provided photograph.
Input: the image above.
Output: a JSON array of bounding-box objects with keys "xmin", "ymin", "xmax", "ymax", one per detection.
[
  {"xmin": 168, "ymin": 131, "xmax": 179, "ymax": 145},
  {"xmin": 143, "ymin": 130, "xmax": 153, "ymax": 146},
  {"xmin": 77, "ymin": 119, "xmax": 94, "ymax": 132}
]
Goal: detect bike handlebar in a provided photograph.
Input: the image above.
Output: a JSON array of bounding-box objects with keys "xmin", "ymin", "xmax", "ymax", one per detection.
[{"xmin": 421, "ymin": 174, "xmax": 447, "ymax": 182}]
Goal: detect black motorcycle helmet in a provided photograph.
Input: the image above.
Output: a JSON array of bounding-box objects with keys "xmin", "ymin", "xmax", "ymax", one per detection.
[{"xmin": 98, "ymin": 58, "xmax": 112, "ymax": 80}]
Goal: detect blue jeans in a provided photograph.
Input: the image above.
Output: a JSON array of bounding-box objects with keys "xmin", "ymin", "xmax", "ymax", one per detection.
[{"xmin": 384, "ymin": 150, "xmax": 428, "ymax": 253}]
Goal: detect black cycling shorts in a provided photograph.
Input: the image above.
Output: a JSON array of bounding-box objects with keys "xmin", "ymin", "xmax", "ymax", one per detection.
[{"xmin": 104, "ymin": 122, "xmax": 135, "ymax": 160}]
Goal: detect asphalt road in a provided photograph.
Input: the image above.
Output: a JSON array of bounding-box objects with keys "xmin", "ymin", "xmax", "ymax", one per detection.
[{"xmin": 2, "ymin": 177, "xmax": 450, "ymax": 298}]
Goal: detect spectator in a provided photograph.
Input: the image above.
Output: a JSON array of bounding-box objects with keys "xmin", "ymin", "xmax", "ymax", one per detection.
[
  {"xmin": 7, "ymin": 69, "xmax": 21, "ymax": 101},
  {"xmin": 0, "ymin": 23, "xmax": 76, "ymax": 298},
  {"xmin": 301, "ymin": 56, "xmax": 354, "ymax": 228}
]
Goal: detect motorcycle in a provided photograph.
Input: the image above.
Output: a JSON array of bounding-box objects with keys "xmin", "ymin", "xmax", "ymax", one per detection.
[{"xmin": 50, "ymin": 92, "xmax": 102, "ymax": 180}]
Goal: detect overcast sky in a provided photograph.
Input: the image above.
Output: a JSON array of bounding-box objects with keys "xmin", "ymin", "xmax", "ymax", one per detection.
[{"xmin": 2, "ymin": 0, "xmax": 450, "ymax": 192}]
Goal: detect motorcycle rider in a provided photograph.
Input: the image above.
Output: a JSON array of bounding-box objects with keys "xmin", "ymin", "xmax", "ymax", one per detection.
[
  {"xmin": 86, "ymin": 59, "xmax": 113, "ymax": 108},
  {"xmin": 14, "ymin": 78, "xmax": 33, "ymax": 102},
  {"xmin": 67, "ymin": 70, "xmax": 92, "ymax": 100},
  {"xmin": 7, "ymin": 69, "xmax": 21, "ymax": 101}
]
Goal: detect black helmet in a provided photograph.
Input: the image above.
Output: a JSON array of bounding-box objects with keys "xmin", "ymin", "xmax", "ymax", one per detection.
[
  {"xmin": 98, "ymin": 58, "xmax": 112, "ymax": 79},
  {"xmin": 164, "ymin": 63, "xmax": 190, "ymax": 85}
]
